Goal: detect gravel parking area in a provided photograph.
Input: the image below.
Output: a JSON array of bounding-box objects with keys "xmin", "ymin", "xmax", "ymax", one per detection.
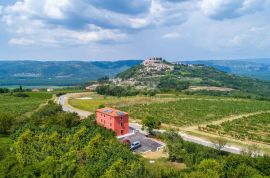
[{"xmin": 120, "ymin": 132, "xmax": 165, "ymax": 153}]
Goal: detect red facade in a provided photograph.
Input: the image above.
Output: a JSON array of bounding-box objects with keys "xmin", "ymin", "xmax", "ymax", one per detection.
[{"xmin": 96, "ymin": 108, "xmax": 129, "ymax": 136}]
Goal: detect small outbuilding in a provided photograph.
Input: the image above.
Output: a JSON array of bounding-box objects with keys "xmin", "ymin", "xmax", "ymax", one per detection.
[{"xmin": 32, "ymin": 88, "xmax": 40, "ymax": 92}]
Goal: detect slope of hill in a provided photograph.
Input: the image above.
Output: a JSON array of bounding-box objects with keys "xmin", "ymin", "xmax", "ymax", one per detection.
[
  {"xmin": 116, "ymin": 58, "xmax": 270, "ymax": 98},
  {"xmin": 181, "ymin": 59, "xmax": 270, "ymax": 81},
  {"xmin": 0, "ymin": 60, "xmax": 142, "ymax": 86}
]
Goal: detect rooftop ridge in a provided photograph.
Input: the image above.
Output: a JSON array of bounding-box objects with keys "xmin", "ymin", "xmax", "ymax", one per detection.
[{"xmin": 96, "ymin": 107, "xmax": 128, "ymax": 117}]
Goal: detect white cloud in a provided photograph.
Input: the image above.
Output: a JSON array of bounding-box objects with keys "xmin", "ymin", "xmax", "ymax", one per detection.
[
  {"xmin": 9, "ymin": 38, "xmax": 35, "ymax": 45},
  {"xmin": 1, "ymin": 0, "xmax": 193, "ymax": 46},
  {"xmin": 200, "ymin": 0, "xmax": 267, "ymax": 20},
  {"xmin": 163, "ymin": 32, "xmax": 182, "ymax": 39}
]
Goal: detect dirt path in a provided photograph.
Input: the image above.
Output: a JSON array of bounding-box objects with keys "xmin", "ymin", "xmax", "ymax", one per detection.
[
  {"xmin": 23, "ymin": 95, "xmax": 56, "ymax": 118},
  {"xmin": 181, "ymin": 110, "xmax": 270, "ymax": 131},
  {"xmin": 177, "ymin": 110, "xmax": 270, "ymax": 155}
]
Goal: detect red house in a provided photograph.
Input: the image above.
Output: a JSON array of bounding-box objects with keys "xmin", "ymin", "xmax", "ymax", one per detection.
[{"xmin": 96, "ymin": 108, "xmax": 129, "ymax": 136}]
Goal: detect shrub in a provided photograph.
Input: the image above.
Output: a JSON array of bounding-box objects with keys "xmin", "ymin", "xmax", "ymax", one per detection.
[{"xmin": 0, "ymin": 113, "xmax": 14, "ymax": 134}]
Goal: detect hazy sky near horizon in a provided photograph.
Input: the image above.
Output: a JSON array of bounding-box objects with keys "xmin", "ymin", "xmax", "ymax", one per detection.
[{"xmin": 0, "ymin": 0, "xmax": 270, "ymax": 61}]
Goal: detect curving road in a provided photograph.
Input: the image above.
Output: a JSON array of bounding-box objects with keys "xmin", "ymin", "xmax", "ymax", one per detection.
[
  {"xmin": 57, "ymin": 93, "xmax": 246, "ymax": 155},
  {"xmin": 57, "ymin": 94, "xmax": 92, "ymax": 118}
]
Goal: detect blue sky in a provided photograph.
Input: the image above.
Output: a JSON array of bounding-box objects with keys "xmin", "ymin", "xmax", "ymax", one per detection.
[{"xmin": 0, "ymin": 0, "xmax": 270, "ymax": 61}]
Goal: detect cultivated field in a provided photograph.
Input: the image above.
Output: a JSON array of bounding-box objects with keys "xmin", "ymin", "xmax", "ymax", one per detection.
[
  {"xmin": 69, "ymin": 93, "xmax": 179, "ymax": 112},
  {"xmin": 119, "ymin": 99, "xmax": 270, "ymax": 126},
  {"xmin": 201, "ymin": 113, "xmax": 270, "ymax": 144},
  {"xmin": 0, "ymin": 92, "xmax": 52, "ymax": 117},
  {"xmin": 69, "ymin": 93, "xmax": 270, "ymax": 127}
]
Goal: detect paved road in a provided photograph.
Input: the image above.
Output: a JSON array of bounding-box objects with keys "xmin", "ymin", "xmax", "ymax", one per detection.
[
  {"xmin": 57, "ymin": 94, "xmax": 92, "ymax": 118},
  {"xmin": 57, "ymin": 94, "xmax": 243, "ymax": 154},
  {"xmin": 130, "ymin": 124, "xmax": 243, "ymax": 154}
]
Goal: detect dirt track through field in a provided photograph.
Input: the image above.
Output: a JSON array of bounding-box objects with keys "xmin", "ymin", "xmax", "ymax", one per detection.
[{"xmin": 181, "ymin": 110, "xmax": 270, "ymax": 131}]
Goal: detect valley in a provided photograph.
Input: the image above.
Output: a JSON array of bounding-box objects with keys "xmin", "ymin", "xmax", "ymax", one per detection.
[{"xmin": 1, "ymin": 58, "xmax": 270, "ymax": 177}]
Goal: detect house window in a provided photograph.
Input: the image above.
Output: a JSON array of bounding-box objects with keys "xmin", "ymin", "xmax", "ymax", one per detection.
[
  {"xmin": 110, "ymin": 123, "xmax": 112, "ymax": 127},
  {"xmin": 121, "ymin": 130, "xmax": 124, "ymax": 135},
  {"xmin": 120, "ymin": 122, "xmax": 123, "ymax": 127}
]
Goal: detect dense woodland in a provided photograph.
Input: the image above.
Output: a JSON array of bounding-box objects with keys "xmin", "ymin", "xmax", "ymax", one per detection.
[{"xmin": 96, "ymin": 85, "xmax": 157, "ymax": 97}]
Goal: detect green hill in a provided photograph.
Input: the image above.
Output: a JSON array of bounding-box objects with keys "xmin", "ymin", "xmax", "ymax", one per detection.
[
  {"xmin": 0, "ymin": 60, "xmax": 142, "ymax": 86},
  {"xmin": 116, "ymin": 58, "xmax": 270, "ymax": 98},
  {"xmin": 182, "ymin": 59, "xmax": 270, "ymax": 81}
]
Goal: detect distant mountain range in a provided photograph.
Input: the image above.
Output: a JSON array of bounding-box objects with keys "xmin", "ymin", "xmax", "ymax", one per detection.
[
  {"xmin": 0, "ymin": 60, "xmax": 142, "ymax": 86},
  {"xmin": 1, "ymin": 58, "xmax": 270, "ymax": 86},
  {"xmin": 181, "ymin": 59, "xmax": 270, "ymax": 81}
]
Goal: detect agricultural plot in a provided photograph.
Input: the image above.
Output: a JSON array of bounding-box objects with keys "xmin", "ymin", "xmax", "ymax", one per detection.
[
  {"xmin": 201, "ymin": 113, "xmax": 270, "ymax": 144},
  {"xmin": 0, "ymin": 92, "xmax": 52, "ymax": 117},
  {"xmin": 69, "ymin": 93, "xmax": 179, "ymax": 112},
  {"xmin": 118, "ymin": 99, "xmax": 270, "ymax": 126}
]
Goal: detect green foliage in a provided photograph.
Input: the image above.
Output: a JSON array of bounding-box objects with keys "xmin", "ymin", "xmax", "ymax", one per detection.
[
  {"xmin": 55, "ymin": 92, "xmax": 66, "ymax": 97},
  {"xmin": 119, "ymin": 98, "xmax": 270, "ymax": 126},
  {"xmin": 0, "ymin": 113, "xmax": 14, "ymax": 134},
  {"xmin": 186, "ymin": 159, "xmax": 222, "ymax": 178},
  {"xmin": 0, "ymin": 92, "xmax": 52, "ymax": 117},
  {"xmin": 162, "ymin": 130, "xmax": 270, "ymax": 178},
  {"xmin": 30, "ymin": 102, "xmax": 81, "ymax": 129},
  {"xmin": 98, "ymin": 104, "xmax": 105, "ymax": 108},
  {"xmin": 117, "ymin": 60, "xmax": 270, "ymax": 99},
  {"xmin": 97, "ymin": 76, "xmax": 110, "ymax": 83},
  {"xmin": 13, "ymin": 92, "xmax": 29, "ymax": 98},
  {"xmin": 96, "ymin": 85, "xmax": 139, "ymax": 97},
  {"xmin": 116, "ymin": 64, "xmax": 143, "ymax": 79},
  {"xmin": 0, "ymin": 88, "xmax": 9, "ymax": 93},
  {"xmin": 142, "ymin": 116, "xmax": 161, "ymax": 134},
  {"xmin": 158, "ymin": 76, "xmax": 190, "ymax": 91},
  {"xmin": 204, "ymin": 113, "xmax": 270, "ymax": 144},
  {"xmin": 0, "ymin": 119, "xmax": 143, "ymax": 177}
]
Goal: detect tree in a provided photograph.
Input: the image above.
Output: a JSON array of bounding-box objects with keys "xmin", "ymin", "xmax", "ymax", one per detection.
[
  {"xmin": 212, "ymin": 137, "xmax": 227, "ymax": 152},
  {"xmin": 98, "ymin": 104, "xmax": 105, "ymax": 109},
  {"xmin": 142, "ymin": 116, "xmax": 161, "ymax": 135},
  {"xmin": 0, "ymin": 113, "xmax": 14, "ymax": 134},
  {"xmin": 157, "ymin": 76, "xmax": 190, "ymax": 91},
  {"xmin": 56, "ymin": 112, "xmax": 80, "ymax": 128},
  {"xmin": 228, "ymin": 164, "xmax": 262, "ymax": 178}
]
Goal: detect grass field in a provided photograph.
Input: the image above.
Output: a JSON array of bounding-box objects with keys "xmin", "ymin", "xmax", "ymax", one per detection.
[
  {"xmin": 202, "ymin": 113, "xmax": 270, "ymax": 144},
  {"xmin": 0, "ymin": 92, "xmax": 52, "ymax": 117},
  {"xmin": 69, "ymin": 93, "xmax": 179, "ymax": 112}
]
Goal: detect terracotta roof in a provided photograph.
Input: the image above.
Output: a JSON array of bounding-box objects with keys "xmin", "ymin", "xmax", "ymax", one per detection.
[{"xmin": 96, "ymin": 108, "xmax": 128, "ymax": 117}]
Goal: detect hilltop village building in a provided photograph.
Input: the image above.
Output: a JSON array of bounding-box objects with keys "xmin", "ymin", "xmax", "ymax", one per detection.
[{"xmin": 96, "ymin": 108, "xmax": 129, "ymax": 136}]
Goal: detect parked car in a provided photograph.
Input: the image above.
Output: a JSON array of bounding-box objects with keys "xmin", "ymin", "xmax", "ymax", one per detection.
[{"xmin": 130, "ymin": 141, "xmax": 141, "ymax": 151}]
